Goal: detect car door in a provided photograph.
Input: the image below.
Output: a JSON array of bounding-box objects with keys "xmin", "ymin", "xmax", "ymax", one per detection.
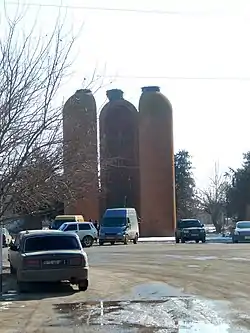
[
  {"xmin": 78, "ymin": 223, "xmax": 92, "ymax": 240},
  {"xmin": 126, "ymin": 218, "xmax": 134, "ymax": 240}
]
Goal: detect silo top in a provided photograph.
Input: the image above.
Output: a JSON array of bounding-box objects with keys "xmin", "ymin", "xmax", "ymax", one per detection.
[
  {"xmin": 106, "ymin": 89, "xmax": 124, "ymax": 101},
  {"xmin": 63, "ymin": 88, "xmax": 97, "ymax": 114},
  {"xmin": 141, "ymin": 86, "xmax": 160, "ymax": 93},
  {"xmin": 75, "ymin": 88, "xmax": 92, "ymax": 94}
]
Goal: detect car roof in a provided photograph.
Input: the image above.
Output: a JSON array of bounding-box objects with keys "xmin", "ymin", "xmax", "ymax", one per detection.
[
  {"xmin": 19, "ymin": 229, "xmax": 78, "ymax": 238},
  {"xmin": 237, "ymin": 221, "xmax": 250, "ymax": 224},
  {"xmin": 179, "ymin": 219, "xmax": 200, "ymax": 222},
  {"xmin": 61, "ymin": 221, "xmax": 92, "ymax": 225}
]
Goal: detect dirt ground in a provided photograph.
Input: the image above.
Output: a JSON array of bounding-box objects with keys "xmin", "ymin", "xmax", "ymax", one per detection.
[{"xmin": 1, "ymin": 243, "xmax": 250, "ymax": 332}]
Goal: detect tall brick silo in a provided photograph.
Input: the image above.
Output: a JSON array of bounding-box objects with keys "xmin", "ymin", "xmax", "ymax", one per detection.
[
  {"xmin": 99, "ymin": 89, "xmax": 140, "ymax": 215},
  {"xmin": 63, "ymin": 89, "xmax": 99, "ymax": 220},
  {"xmin": 139, "ymin": 86, "xmax": 176, "ymax": 236}
]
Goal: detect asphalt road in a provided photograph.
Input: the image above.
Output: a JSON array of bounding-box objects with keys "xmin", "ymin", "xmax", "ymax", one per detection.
[{"xmin": 1, "ymin": 243, "xmax": 250, "ymax": 332}]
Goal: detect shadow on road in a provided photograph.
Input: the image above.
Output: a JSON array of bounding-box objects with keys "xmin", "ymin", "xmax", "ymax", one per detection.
[{"xmin": 1, "ymin": 279, "xmax": 77, "ymax": 302}]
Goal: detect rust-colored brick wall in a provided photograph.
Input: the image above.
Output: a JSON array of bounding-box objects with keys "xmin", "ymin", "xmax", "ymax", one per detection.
[
  {"xmin": 63, "ymin": 89, "xmax": 99, "ymax": 220},
  {"xmin": 139, "ymin": 86, "xmax": 176, "ymax": 236},
  {"xmin": 99, "ymin": 89, "xmax": 140, "ymax": 216}
]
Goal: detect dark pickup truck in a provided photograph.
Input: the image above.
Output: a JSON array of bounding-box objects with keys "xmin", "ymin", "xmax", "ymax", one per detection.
[{"xmin": 175, "ymin": 219, "xmax": 206, "ymax": 243}]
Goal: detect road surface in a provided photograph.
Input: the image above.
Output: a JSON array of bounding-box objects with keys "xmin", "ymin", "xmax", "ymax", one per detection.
[{"xmin": 1, "ymin": 243, "xmax": 250, "ymax": 332}]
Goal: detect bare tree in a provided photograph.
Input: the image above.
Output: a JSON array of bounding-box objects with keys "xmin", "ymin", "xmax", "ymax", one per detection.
[
  {"xmin": 0, "ymin": 10, "xmax": 77, "ymax": 220},
  {"xmin": 198, "ymin": 164, "xmax": 228, "ymax": 233}
]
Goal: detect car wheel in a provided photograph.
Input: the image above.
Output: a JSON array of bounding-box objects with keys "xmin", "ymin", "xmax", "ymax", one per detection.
[
  {"xmin": 110, "ymin": 241, "xmax": 115, "ymax": 245},
  {"xmin": 233, "ymin": 239, "xmax": 238, "ymax": 243},
  {"xmin": 78, "ymin": 279, "xmax": 88, "ymax": 292},
  {"xmin": 133, "ymin": 234, "xmax": 138, "ymax": 244},
  {"xmin": 175, "ymin": 238, "xmax": 180, "ymax": 243},
  {"xmin": 124, "ymin": 235, "xmax": 128, "ymax": 245},
  {"xmin": 195, "ymin": 240, "xmax": 199, "ymax": 243},
  {"xmin": 181, "ymin": 238, "xmax": 185, "ymax": 243},
  {"xmin": 82, "ymin": 236, "xmax": 94, "ymax": 248},
  {"xmin": 10, "ymin": 264, "xmax": 16, "ymax": 275},
  {"xmin": 99, "ymin": 240, "xmax": 104, "ymax": 246},
  {"xmin": 17, "ymin": 281, "xmax": 28, "ymax": 293},
  {"xmin": 201, "ymin": 239, "xmax": 206, "ymax": 243}
]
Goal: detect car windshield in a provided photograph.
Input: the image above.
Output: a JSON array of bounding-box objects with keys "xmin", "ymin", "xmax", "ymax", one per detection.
[
  {"xmin": 101, "ymin": 217, "xmax": 128, "ymax": 227},
  {"xmin": 24, "ymin": 235, "xmax": 80, "ymax": 252},
  {"xmin": 237, "ymin": 222, "xmax": 250, "ymax": 229},
  {"xmin": 178, "ymin": 220, "xmax": 202, "ymax": 228}
]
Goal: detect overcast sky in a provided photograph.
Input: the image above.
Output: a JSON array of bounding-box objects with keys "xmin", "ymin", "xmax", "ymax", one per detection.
[{"xmin": 5, "ymin": 0, "xmax": 250, "ymax": 188}]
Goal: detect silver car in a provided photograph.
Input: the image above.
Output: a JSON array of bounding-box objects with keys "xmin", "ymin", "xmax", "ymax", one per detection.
[
  {"xmin": 232, "ymin": 221, "xmax": 250, "ymax": 243},
  {"xmin": 8, "ymin": 230, "xmax": 89, "ymax": 292}
]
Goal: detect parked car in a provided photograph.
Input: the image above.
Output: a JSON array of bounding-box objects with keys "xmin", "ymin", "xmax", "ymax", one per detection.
[
  {"xmin": 8, "ymin": 229, "xmax": 89, "ymax": 292},
  {"xmin": 99, "ymin": 208, "xmax": 139, "ymax": 246},
  {"xmin": 59, "ymin": 222, "xmax": 97, "ymax": 247},
  {"xmin": 175, "ymin": 219, "xmax": 206, "ymax": 243},
  {"xmin": 232, "ymin": 221, "xmax": 250, "ymax": 243}
]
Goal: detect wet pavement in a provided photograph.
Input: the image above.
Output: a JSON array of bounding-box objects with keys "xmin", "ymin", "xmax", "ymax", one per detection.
[{"xmin": 51, "ymin": 283, "xmax": 248, "ymax": 332}]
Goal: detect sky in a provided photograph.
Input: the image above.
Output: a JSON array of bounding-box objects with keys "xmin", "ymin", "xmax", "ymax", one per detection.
[{"xmin": 3, "ymin": 0, "xmax": 250, "ymax": 188}]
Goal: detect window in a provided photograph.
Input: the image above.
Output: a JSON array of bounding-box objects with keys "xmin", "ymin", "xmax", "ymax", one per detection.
[
  {"xmin": 65, "ymin": 224, "xmax": 77, "ymax": 231},
  {"xmin": 24, "ymin": 235, "xmax": 80, "ymax": 252},
  {"xmin": 237, "ymin": 222, "xmax": 250, "ymax": 229},
  {"xmin": 178, "ymin": 220, "xmax": 202, "ymax": 228},
  {"xmin": 79, "ymin": 223, "xmax": 91, "ymax": 230}
]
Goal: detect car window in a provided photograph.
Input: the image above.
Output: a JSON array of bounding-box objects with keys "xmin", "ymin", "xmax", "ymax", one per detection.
[
  {"xmin": 237, "ymin": 222, "xmax": 250, "ymax": 228},
  {"xmin": 178, "ymin": 220, "xmax": 202, "ymax": 228},
  {"xmin": 24, "ymin": 235, "xmax": 80, "ymax": 252},
  {"xmin": 64, "ymin": 224, "xmax": 77, "ymax": 231},
  {"xmin": 79, "ymin": 223, "xmax": 91, "ymax": 230}
]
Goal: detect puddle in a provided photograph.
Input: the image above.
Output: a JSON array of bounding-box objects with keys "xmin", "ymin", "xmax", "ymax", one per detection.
[
  {"xmin": 193, "ymin": 256, "xmax": 218, "ymax": 261},
  {"xmin": 166, "ymin": 254, "xmax": 250, "ymax": 263},
  {"xmin": 0, "ymin": 301, "xmax": 12, "ymax": 310},
  {"xmin": 129, "ymin": 282, "xmax": 185, "ymax": 299},
  {"xmin": 187, "ymin": 265, "xmax": 200, "ymax": 268},
  {"xmin": 53, "ymin": 298, "xmax": 246, "ymax": 332}
]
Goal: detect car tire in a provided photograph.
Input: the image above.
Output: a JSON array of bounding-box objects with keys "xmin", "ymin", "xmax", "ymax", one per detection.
[
  {"xmin": 201, "ymin": 239, "xmax": 206, "ymax": 243},
  {"xmin": 124, "ymin": 235, "xmax": 128, "ymax": 245},
  {"xmin": 110, "ymin": 241, "xmax": 115, "ymax": 245},
  {"xmin": 175, "ymin": 238, "xmax": 180, "ymax": 243},
  {"xmin": 133, "ymin": 235, "xmax": 138, "ymax": 244},
  {"xmin": 78, "ymin": 279, "xmax": 88, "ymax": 292},
  {"xmin": 181, "ymin": 238, "xmax": 185, "ymax": 243},
  {"xmin": 233, "ymin": 239, "xmax": 238, "ymax": 243},
  {"xmin": 17, "ymin": 281, "xmax": 28, "ymax": 293},
  {"xmin": 195, "ymin": 240, "xmax": 199, "ymax": 243},
  {"xmin": 99, "ymin": 240, "xmax": 104, "ymax": 246},
  {"xmin": 82, "ymin": 236, "xmax": 94, "ymax": 248}
]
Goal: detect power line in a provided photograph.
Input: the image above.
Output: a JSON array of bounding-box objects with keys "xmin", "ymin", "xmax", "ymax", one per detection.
[
  {"xmin": 104, "ymin": 74, "xmax": 250, "ymax": 81},
  {"xmin": 5, "ymin": 2, "xmax": 232, "ymax": 17}
]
